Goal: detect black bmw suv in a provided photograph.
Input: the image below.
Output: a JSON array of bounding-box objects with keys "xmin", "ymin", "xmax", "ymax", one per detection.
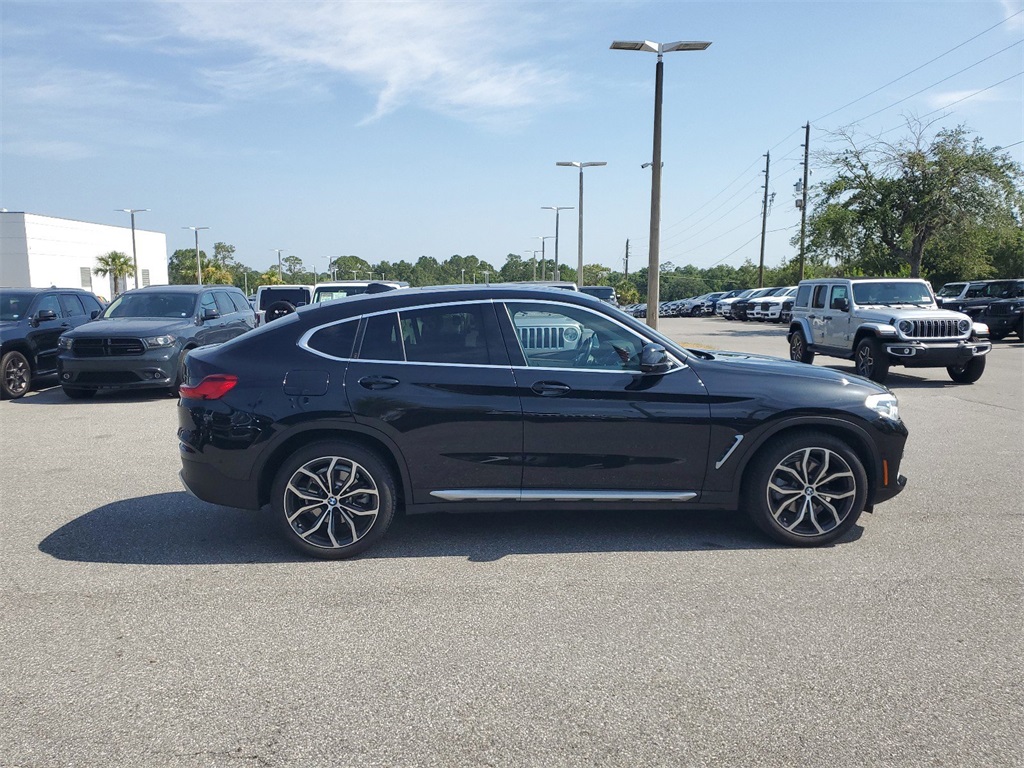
[
  {"xmin": 58, "ymin": 284, "xmax": 255, "ymax": 398},
  {"xmin": 1, "ymin": 287, "xmax": 105, "ymax": 399},
  {"xmin": 177, "ymin": 286, "xmax": 909, "ymax": 559}
]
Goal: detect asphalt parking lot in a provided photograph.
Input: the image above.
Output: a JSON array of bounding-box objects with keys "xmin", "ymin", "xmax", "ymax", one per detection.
[{"xmin": 1, "ymin": 317, "xmax": 1021, "ymax": 768}]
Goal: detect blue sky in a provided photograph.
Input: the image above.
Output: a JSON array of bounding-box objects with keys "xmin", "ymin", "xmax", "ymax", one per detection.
[{"xmin": 3, "ymin": 0, "xmax": 1022, "ymax": 277}]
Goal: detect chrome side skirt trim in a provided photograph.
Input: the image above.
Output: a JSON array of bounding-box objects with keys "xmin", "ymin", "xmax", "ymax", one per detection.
[
  {"xmin": 430, "ymin": 489, "xmax": 697, "ymax": 502},
  {"xmin": 715, "ymin": 434, "xmax": 744, "ymax": 470}
]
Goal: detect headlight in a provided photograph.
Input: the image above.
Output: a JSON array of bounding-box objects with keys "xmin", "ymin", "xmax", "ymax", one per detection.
[
  {"xmin": 563, "ymin": 327, "xmax": 580, "ymax": 343},
  {"xmin": 144, "ymin": 334, "xmax": 177, "ymax": 348},
  {"xmin": 58, "ymin": 336, "xmax": 73, "ymax": 351},
  {"xmin": 865, "ymin": 393, "xmax": 900, "ymax": 422},
  {"xmin": 957, "ymin": 318, "xmax": 971, "ymax": 334},
  {"xmin": 897, "ymin": 319, "xmax": 914, "ymax": 336}
]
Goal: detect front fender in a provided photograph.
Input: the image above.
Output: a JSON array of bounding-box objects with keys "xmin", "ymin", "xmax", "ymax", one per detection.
[{"xmin": 787, "ymin": 317, "xmax": 813, "ymax": 342}]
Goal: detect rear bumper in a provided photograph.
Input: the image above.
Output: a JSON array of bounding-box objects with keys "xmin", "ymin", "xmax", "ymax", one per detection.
[{"xmin": 179, "ymin": 451, "xmax": 262, "ymax": 510}]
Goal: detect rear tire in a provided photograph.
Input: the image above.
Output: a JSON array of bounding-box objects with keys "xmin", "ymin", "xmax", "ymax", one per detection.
[
  {"xmin": 854, "ymin": 337, "xmax": 890, "ymax": 383},
  {"xmin": 789, "ymin": 330, "xmax": 814, "ymax": 364},
  {"xmin": 947, "ymin": 356, "xmax": 986, "ymax": 384},
  {"xmin": 270, "ymin": 440, "xmax": 396, "ymax": 559},
  {"xmin": 743, "ymin": 430, "xmax": 868, "ymax": 547},
  {"xmin": 264, "ymin": 300, "xmax": 296, "ymax": 322}
]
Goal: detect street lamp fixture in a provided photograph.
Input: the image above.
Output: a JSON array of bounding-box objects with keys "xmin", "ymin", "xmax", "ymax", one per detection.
[
  {"xmin": 541, "ymin": 206, "xmax": 573, "ymax": 281},
  {"xmin": 556, "ymin": 162, "xmax": 606, "ymax": 286},
  {"xmin": 183, "ymin": 226, "xmax": 210, "ymax": 286},
  {"xmin": 611, "ymin": 38, "xmax": 711, "ymax": 328}
]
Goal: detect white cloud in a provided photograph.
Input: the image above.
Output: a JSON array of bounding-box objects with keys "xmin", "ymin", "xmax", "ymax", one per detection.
[
  {"xmin": 1000, "ymin": 0, "xmax": 1024, "ymax": 31},
  {"xmin": 926, "ymin": 85, "xmax": 1015, "ymax": 111},
  {"xmin": 157, "ymin": 0, "xmax": 570, "ymax": 124}
]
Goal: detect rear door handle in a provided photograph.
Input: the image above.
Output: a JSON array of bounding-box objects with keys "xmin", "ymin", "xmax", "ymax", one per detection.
[
  {"xmin": 358, "ymin": 376, "xmax": 400, "ymax": 390},
  {"xmin": 531, "ymin": 381, "xmax": 571, "ymax": 396}
]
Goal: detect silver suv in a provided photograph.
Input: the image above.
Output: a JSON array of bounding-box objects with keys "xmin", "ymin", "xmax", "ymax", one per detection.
[{"xmin": 787, "ymin": 278, "xmax": 991, "ymax": 384}]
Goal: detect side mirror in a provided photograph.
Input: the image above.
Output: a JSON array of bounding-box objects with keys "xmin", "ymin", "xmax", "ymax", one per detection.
[
  {"xmin": 90, "ymin": 310, "xmax": 100, "ymax": 319},
  {"xmin": 835, "ymin": 298, "xmax": 849, "ymax": 312},
  {"xmin": 31, "ymin": 308, "xmax": 58, "ymax": 326},
  {"xmin": 201, "ymin": 308, "xmax": 220, "ymax": 321},
  {"xmin": 639, "ymin": 343, "xmax": 672, "ymax": 375}
]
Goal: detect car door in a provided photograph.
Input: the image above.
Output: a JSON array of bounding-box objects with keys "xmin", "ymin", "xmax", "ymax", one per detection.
[
  {"xmin": 822, "ymin": 283, "xmax": 852, "ymax": 349},
  {"xmin": 343, "ymin": 301, "xmax": 523, "ymax": 504},
  {"xmin": 27, "ymin": 293, "xmax": 66, "ymax": 374},
  {"xmin": 809, "ymin": 284, "xmax": 830, "ymax": 347},
  {"xmin": 499, "ymin": 300, "xmax": 711, "ymax": 498}
]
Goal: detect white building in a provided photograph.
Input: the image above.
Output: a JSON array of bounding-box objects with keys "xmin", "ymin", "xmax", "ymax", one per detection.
[{"xmin": 0, "ymin": 212, "xmax": 169, "ymax": 300}]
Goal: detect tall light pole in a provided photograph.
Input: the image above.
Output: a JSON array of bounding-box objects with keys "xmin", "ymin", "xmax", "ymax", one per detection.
[
  {"xmin": 556, "ymin": 162, "xmax": 606, "ymax": 286},
  {"xmin": 541, "ymin": 206, "xmax": 573, "ymax": 281},
  {"xmin": 183, "ymin": 226, "xmax": 210, "ymax": 286},
  {"xmin": 611, "ymin": 39, "xmax": 711, "ymax": 328},
  {"xmin": 271, "ymin": 249, "xmax": 285, "ymax": 282},
  {"xmin": 533, "ymin": 236, "xmax": 553, "ymax": 280},
  {"xmin": 117, "ymin": 208, "xmax": 149, "ymax": 289}
]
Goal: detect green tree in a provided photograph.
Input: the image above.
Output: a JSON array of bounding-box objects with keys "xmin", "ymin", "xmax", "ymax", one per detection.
[
  {"xmin": 93, "ymin": 250, "xmax": 135, "ymax": 295},
  {"xmin": 808, "ymin": 120, "xmax": 1023, "ymax": 278}
]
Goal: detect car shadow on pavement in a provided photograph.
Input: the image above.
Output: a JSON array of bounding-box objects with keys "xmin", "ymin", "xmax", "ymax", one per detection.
[
  {"xmin": 12, "ymin": 385, "xmax": 177, "ymax": 405},
  {"xmin": 39, "ymin": 492, "xmax": 863, "ymax": 565}
]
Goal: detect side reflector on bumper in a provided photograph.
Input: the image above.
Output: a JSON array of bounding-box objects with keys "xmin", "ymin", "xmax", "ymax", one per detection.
[{"xmin": 180, "ymin": 374, "xmax": 238, "ymax": 400}]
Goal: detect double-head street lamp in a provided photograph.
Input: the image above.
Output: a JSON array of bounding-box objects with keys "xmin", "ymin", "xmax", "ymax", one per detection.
[
  {"xmin": 183, "ymin": 226, "xmax": 210, "ymax": 286},
  {"xmin": 541, "ymin": 206, "xmax": 573, "ymax": 281},
  {"xmin": 117, "ymin": 208, "xmax": 149, "ymax": 289},
  {"xmin": 611, "ymin": 38, "xmax": 711, "ymax": 328},
  {"xmin": 556, "ymin": 162, "xmax": 606, "ymax": 285}
]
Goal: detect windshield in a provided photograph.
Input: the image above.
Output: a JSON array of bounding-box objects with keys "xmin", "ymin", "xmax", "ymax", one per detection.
[
  {"xmin": 314, "ymin": 286, "xmax": 370, "ymax": 303},
  {"xmin": 937, "ymin": 283, "xmax": 965, "ymax": 297},
  {"xmin": 852, "ymin": 282, "xmax": 933, "ymax": 306},
  {"xmin": 581, "ymin": 287, "xmax": 616, "ymax": 301},
  {"xmin": 0, "ymin": 291, "xmax": 36, "ymax": 321},
  {"xmin": 102, "ymin": 292, "xmax": 196, "ymax": 318}
]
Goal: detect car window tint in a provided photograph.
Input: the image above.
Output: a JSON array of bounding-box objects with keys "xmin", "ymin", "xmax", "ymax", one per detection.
[
  {"xmin": 505, "ymin": 302, "xmax": 644, "ymax": 371},
  {"xmin": 308, "ymin": 320, "xmax": 358, "ymax": 359},
  {"xmin": 811, "ymin": 285, "xmax": 828, "ymax": 309},
  {"xmin": 359, "ymin": 313, "xmax": 404, "ymax": 361},
  {"xmin": 399, "ymin": 305, "xmax": 491, "ymax": 365},
  {"xmin": 35, "ymin": 294, "xmax": 61, "ymax": 317},
  {"xmin": 213, "ymin": 291, "xmax": 235, "ymax": 315},
  {"xmin": 200, "ymin": 293, "xmax": 218, "ymax": 314},
  {"xmin": 59, "ymin": 293, "xmax": 86, "ymax": 317},
  {"xmin": 228, "ymin": 292, "xmax": 250, "ymax": 313},
  {"xmin": 828, "ymin": 285, "xmax": 848, "ymax": 309},
  {"xmin": 80, "ymin": 294, "xmax": 102, "ymax": 316}
]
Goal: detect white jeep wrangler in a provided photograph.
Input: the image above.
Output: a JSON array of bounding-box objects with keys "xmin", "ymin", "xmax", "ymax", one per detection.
[{"xmin": 787, "ymin": 277, "xmax": 991, "ymax": 384}]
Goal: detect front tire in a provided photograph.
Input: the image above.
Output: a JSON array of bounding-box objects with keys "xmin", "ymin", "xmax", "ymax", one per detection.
[
  {"xmin": 743, "ymin": 431, "xmax": 868, "ymax": 546},
  {"xmin": 1, "ymin": 351, "xmax": 31, "ymax": 399},
  {"xmin": 947, "ymin": 356, "xmax": 986, "ymax": 384},
  {"xmin": 854, "ymin": 337, "xmax": 890, "ymax": 383},
  {"xmin": 789, "ymin": 330, "xmax": 814, "ymax": 364},
  {"xmin": 270, "ymin": 441, "xmax": 396, "ymax": 559}
]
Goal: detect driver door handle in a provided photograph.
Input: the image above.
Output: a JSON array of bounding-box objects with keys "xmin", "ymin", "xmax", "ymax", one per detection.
[
  {"xmin": 531, "ymin": 381, "xmax": 571, "ymax": 396},
  {"xmin": 359, "ymin": 376, "xmax": 400, "ymax": 390}
]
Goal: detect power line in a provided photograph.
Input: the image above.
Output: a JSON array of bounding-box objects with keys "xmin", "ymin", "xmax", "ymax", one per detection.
[
  {"xmin": 813, "ymin": 8, "xmax": 1024, "ymax": 123},
  {"xmin": 848, "ymin": 39, "xmax": 1023, "ymax": 125}
]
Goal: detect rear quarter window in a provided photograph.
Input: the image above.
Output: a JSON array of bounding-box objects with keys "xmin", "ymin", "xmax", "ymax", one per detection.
[{"xmin": 307, "ymin": 320, "xmax": 359, "ymax": 359}]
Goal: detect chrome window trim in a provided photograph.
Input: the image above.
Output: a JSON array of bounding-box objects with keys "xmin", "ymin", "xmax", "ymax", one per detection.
[{"xmin": 430, "ymin": 489, "xmax": 697, "ymax": 502}]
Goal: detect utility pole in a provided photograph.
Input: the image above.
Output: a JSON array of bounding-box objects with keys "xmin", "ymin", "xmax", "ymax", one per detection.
[
  {"xmin": 798, "ymin": 122, "xmax": 810, "ymax": 282},
  {"xmin": 624, "ymin": 239, "xmax": 630, "ymax": 280},
  {"xmin": 758, "ymin": 151, "xmax": 770, "ymax": 288}
]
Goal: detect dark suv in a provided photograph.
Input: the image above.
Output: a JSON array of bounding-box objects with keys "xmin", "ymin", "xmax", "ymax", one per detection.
[
  {"xmin": 1, "ymin": 287, "xmax": 105, "ymax": 399},
  {"xmin": 178, "ymin": 285, "xmax": 908, "ymax": 559},
  {"xmin": 977, "ymin": 280, "xmax": 1024, "ymax": 341},
  {"xmin": 57, "ymin": 284, "xmax": 255, "ymax": 398}
]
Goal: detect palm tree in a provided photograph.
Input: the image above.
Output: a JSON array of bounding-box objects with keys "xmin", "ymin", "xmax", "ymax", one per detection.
[{"xmin": 93, "ymin": 251, "xmax": 135, "ymax": 296}]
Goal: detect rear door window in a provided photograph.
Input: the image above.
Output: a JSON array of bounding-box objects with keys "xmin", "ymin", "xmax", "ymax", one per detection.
[
  {"xmin": 59, "ymin": 293, "xmax": 87, "ymax": 317},
  {"xmin": 399, "ymin": 305, "xmax": 493, "ymax": 365},
  {"xmin": 213, "ymin": 291, "xmax": 236, "ymax": 315},
  {"xmin": 811, "ymin": 285, "xmax": 828, "ymax": 309}
]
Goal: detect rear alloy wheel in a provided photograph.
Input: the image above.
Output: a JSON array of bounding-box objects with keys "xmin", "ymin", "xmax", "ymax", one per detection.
[
  {"xmin": 1, "ymin": 351, "xmax": 31, "ymax": 399},
  {"xmin": 744, "ymin": 431, "xmax": 868, "ymax": 546},
  {"xmin": 789, "ymin": 330, "xmax": 814, "ymax": 364},
  {"xmin": 271, "ymin": 441, "xmax": 396, "ymax": 559},
  {"xmin": 947, "ymin": 356, "xmax": 986, "ymax": 384},
  {"xmin": 854, "ymin": 337, "xmax": 890, "ymax": 383}
]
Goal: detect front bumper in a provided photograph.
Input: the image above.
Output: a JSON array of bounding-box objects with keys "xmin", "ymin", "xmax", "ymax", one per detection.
[
  {"xmin": 883, "ymin": 338, "xmax": 991, "ymax": 367},
  {"xmin": 57, "ymin": 347, "xmax": 181, "ymax": 389},
  {"xmin": 978, "ymin": 315, "xmax": 1021, "ymax": 335}
]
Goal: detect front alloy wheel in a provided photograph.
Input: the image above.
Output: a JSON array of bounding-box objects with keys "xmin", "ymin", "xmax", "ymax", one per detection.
[
  {"xmin": 745, "ymin": 431, "xmax": 868, "ymax": 546},
  {"xmin": 855, "ymin": 337, "xmax": 890, "ymax": 383},
  {"xmin": 271, "ymin": 441, "xmax": 395, "ymax": 559},
  {"xmin": 1, "ymin": 351, "xmax": 31, "ymax": 399}
]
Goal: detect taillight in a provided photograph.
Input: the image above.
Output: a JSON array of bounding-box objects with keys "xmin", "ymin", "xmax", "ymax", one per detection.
[{"xmin": 180, "ymin": 374, "xmax": 238, "ymax": 400}]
